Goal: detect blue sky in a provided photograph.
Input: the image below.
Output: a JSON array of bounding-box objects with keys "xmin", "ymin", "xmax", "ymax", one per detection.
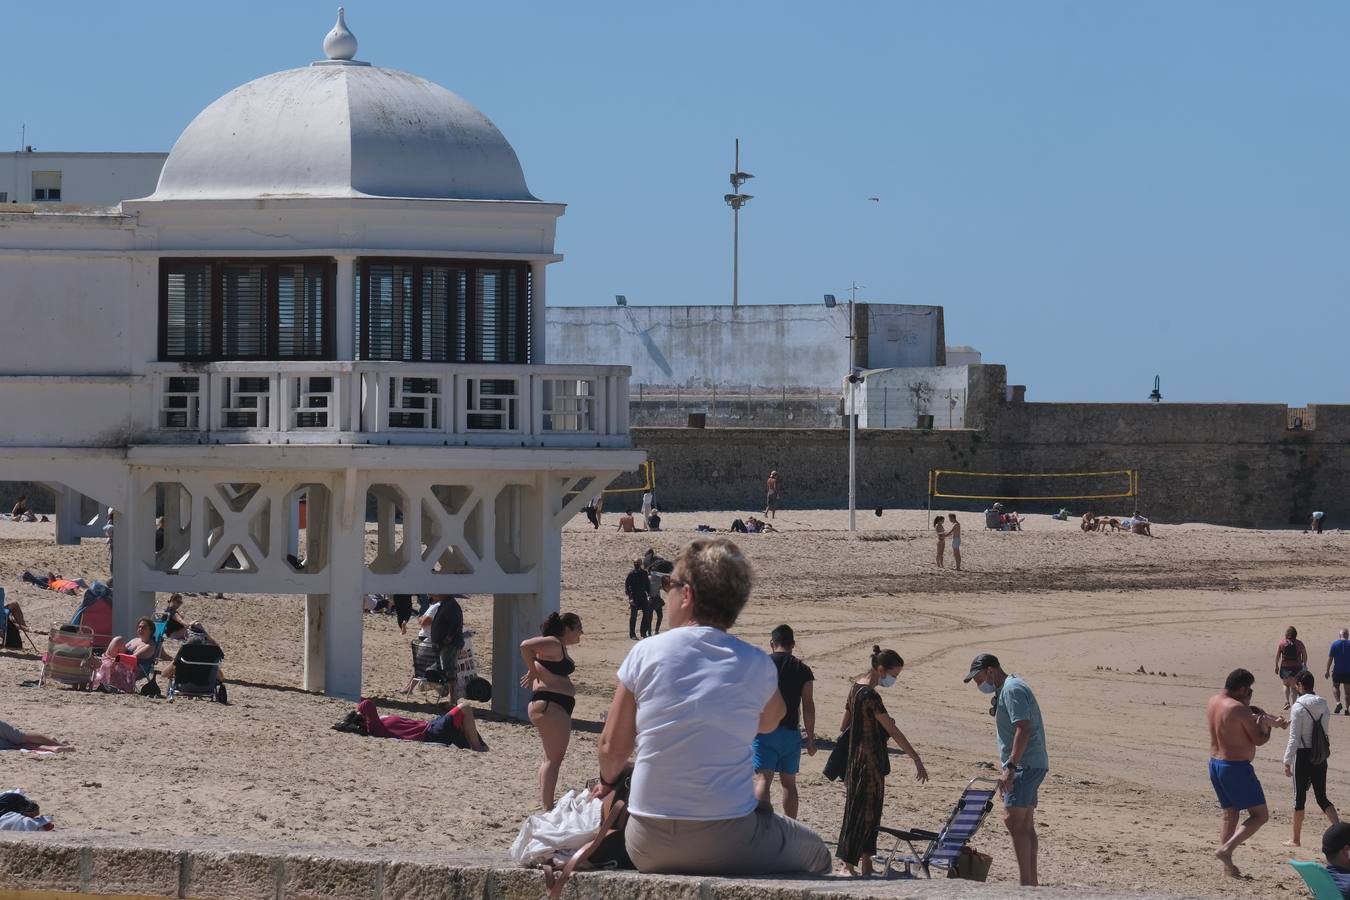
[{"xmin": 4, "ymin": 2, "xmax": 1347, "ymax": 402}]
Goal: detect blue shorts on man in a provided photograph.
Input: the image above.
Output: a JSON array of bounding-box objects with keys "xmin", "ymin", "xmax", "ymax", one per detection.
[
  {"xmin": 752, "ymin": 726, "xmax": 803, "ymax": 774},
  {"xmin": 1209, "ymin": 758, "xmax": 1267, "ymax": 810},
  {"xmin": 1005, "ymin": 766, "xmax": 1048, "ymax": 808}
]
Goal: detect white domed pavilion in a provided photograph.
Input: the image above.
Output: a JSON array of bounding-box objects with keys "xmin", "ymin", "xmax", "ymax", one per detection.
[{"xmin": 0, "ymin": 10, "xmax": 639, "ymax": 714}]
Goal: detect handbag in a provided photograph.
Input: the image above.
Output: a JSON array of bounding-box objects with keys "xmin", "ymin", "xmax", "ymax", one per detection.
[{"xmin": 823, "ymin": 728, "xmax": 851, "ymax": 781}]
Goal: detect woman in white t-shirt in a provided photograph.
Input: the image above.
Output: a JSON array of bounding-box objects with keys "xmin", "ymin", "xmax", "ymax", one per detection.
[{"xmin": 594, "ymin": 538, "xmax": 831, "ymax": 876}]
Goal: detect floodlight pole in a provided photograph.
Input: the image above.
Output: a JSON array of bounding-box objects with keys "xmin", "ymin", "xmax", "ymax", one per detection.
[
  {"xmin": 733, "ymin": 140, "xmax": 741, "ymax": 307},
  {"xmin": 725, "ymin": 140, "xmax": 754, "ymax": 307},
  {"xmin": 847, "ymin": 282, "xmax": 860, "ymax": 532}
]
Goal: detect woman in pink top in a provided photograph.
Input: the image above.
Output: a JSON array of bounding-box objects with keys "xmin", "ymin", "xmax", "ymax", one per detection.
[{"xmin": 1276, "ymin": 626, "xmax": 1309, "ymax": 710}]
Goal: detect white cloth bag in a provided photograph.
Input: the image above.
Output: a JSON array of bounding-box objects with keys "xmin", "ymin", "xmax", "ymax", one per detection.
[{"xmin": 509, "ymin": 789, "xmax": 602, "ymax": 866}]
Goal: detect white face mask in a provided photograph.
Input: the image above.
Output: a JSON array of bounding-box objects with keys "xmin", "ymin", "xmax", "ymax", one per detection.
[
  {"xmin": 978, "ymin": 680, "xmax": 996, "ymax": 695},
  {"xmin": 879, "ymin": 674, "xmax": 897, "ymax": 688}
]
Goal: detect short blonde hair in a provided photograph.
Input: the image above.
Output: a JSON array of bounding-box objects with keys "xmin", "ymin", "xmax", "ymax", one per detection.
[{"xmin": 675, "ymin": 538, "xmax": 754, "ymax": 629}]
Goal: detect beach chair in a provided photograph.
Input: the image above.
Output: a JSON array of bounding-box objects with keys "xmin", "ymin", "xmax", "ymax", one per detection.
[
  {"xmin": 166, "ymin": 656, "xmax": 223, "ymax": 702},
  {"xmin": 874, "ymin": 776, "xmax": 999, "ymax": 879},
  {"xmin": 401, "ymin": 638, "xmax": 442, "ymax": 695},
  {"xmin": 38, "ymin": 624, "xmax": 96, "ymax": 689},
  {"xmin": 1289, "ymin": 860, "xmax": 1345, "ymax": 900}
]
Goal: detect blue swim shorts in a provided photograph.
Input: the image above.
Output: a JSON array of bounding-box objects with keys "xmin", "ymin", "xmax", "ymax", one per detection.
[
  {"xmin": 752, "ymin": 726, "xmax": 803, "ymax": 775},
  {"xmin": 1004, "ymin": 766, "xmax": 1048, "ymax": 808},
  {"xmin": 1209, "ymin": 758, "xmax": 1266, "ymax": 811}
]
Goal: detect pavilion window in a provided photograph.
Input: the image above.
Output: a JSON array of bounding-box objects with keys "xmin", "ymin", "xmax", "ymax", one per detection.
[
  {"xmin": 159, "ymin": 258, "xmax": 335, "ymax": 361},
  {"xmin": 357, "ymin": 258, "xmax": 528, "ymax": 363}
]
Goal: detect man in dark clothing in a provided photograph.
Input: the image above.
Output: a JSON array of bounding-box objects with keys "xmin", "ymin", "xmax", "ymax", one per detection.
[
  {"xmin": 643, "ymin": 551, "xmax": 672, "ymax": 635},
  {"xmin": 752, "ymin": 624, "xmax": 816, "ymax": 818},
  {"xmin": 1322, "ymin": 822, "xmax": 1350, "ymax": 897},
  {"xmin": 391, "ymin": 594, "xmax": 415, "ymax": 635},
  {"xmin": 428, "ymin": 594, "xmax": 465, "ymax": 700},
  {"xmin": 624, "ymin": 559, "xmax": 650, "ymax": 640}
]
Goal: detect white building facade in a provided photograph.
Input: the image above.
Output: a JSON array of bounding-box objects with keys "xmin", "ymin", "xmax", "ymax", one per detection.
[
  {"xmin": 2, "ymin": 151, "xmax": 166, "ymax": 206},
  {"xmin": 546, "ymin": 302, "xmax": 946, "ymax": 390},
  {"xmin": 0, "ymin": 12, "xmax": 640, "ymax": 714}
]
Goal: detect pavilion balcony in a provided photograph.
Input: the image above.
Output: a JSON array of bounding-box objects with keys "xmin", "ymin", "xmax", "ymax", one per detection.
[{"xmin": 147, "ymin": 361, "xmax": 630, "ymax": 448}]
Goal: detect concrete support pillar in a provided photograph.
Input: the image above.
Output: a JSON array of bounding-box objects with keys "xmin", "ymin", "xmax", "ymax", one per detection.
[
  {"xmin": 52, "ymin": 484, "xmax": 83, "ymax": 546},
  {"xmin": 493, "ymin": 592, "xmax": 549, "ymax": 719},
  {"xmin": 302, "ymin": 485, "xmax": 332, "ymax": 693},
  {"xmin": 111, "ymin": 475, "xmax": 155, "ymax": 639},
  {"xmin": 50, "ymin": 483, "xmax": 108, "ymax": 546},
  {"xmin": 302, "ymin": 476, "xmax": 363, "ymax": 699},
  {"xmin": 336, "ymin": 256, "xmax": 356, "ymax": 361},
  {"xmin": 158, "ymin": 483, "xmax": 191, "ymax": 572},
  {"xmin": 491, "ymin": 476, "xmax": 561, "ymax": 719},
  {"xmin": 530, "ymin": 260, "xmax": 547, "ymax": 364}
]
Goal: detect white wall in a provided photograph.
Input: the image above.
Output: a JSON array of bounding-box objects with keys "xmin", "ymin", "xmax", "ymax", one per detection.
[
  {"xmin": 1, "ymin": 153, "xmax": 166, "ymax": 206},
  {"xmin": 862, "ymin": 305, "xmax": 944, "ymax": 370},
  {"xmin": 854, "ymin": 365, "xmax": 973, "ymax": 429},
  {"xmin": 546, "ymin": 303, "xmax": 943, "ymax": 389},
  {"xmin": 946, "ymin": 345, "xmax": 982, "ymax": 366}
]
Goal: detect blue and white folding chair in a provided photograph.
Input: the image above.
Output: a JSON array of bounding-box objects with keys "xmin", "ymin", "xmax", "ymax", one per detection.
[
  {"xmin": 875, "ymin": 776, "xmax": 999, "ymax": 878},
  {"xmin": 1289, "ymin": 860, "xmax": 1346, "ymax": 900}
]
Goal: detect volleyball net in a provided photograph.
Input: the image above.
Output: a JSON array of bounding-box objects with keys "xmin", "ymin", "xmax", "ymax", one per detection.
[{"xmin": 929, "ymin": 468, "xmax": 1138, "ymax": 503}]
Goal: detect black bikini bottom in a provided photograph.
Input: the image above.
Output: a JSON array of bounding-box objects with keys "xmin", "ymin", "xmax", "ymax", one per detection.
[{"xmin": 530, "ymin": 690, "xmax": 576, "ymax": 716}]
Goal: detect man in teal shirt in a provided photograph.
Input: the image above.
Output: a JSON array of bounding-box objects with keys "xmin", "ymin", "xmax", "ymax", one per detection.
[{"xmin": 965, "ymin": 653, "xmax": 1049, "ymax": 887}]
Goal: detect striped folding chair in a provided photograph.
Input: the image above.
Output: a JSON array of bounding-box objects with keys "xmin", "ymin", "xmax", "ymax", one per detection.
[
  {"xmin": 875, "ymin": 776, "xmax": 999, "ymax": 878},
  {"xmin": 38, "ymin": 624, "xmax": 96, "ymax": 689}
]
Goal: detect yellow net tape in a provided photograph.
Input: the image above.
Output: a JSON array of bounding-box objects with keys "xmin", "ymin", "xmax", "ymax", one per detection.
[
  {"xmin": 930, "ymin": 468, "xmax": 1137, "ymax": 501},
  {"xmin": 566, "ymin": 461, "xmax": 656, "ymax": 497}
]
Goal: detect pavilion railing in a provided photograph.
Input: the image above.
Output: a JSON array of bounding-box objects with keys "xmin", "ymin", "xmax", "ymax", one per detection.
[{"xmin": 147, "ymin": 362, "xmax": 630, "ymax": 446}]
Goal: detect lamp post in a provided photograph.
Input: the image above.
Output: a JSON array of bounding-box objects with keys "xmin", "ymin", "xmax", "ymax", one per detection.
[
  {"xmin": 826, "ymin": 282, "xmax": 863, "ymax": 531},
  {"xmin": 724, "ymin": 138, "xmax": 754, "ymax": 307}
]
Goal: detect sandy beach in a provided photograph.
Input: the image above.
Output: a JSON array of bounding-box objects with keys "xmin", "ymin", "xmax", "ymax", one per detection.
[{"xmin": 1, "ymin": 508, "xmax": 1346, "ymax": 897}]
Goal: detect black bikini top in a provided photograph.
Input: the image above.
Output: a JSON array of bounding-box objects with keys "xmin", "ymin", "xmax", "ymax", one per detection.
[{"xmin": 537, "ymin": 653, "xmax": 575, "ymax": 677}]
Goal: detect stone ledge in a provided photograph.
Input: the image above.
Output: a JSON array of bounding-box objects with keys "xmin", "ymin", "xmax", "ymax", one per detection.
[{"xmin": 0, "ymin": 832, "xmax": 1208, "ymax": 899}]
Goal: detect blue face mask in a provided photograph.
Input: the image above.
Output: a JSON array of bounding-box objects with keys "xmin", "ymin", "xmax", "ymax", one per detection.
[
  {"xmin": 879, "ymin": 674, "xmax": 897, "ymax": 688},
  {"xmin": 978, "ymin": 680, "xmax": 996, "ymax": 695}
]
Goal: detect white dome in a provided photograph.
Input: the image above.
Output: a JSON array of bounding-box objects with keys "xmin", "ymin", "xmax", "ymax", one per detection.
[{"xmin": 151, "ymin": 63, "xmax": 536, "ymax": 202}]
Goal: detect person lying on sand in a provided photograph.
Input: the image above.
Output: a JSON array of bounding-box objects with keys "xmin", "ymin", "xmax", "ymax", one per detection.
[
  {"xmin": 21, "ymin": 571, "xmax": 87, "ymax": 594},
  {"xmin": 0, "ymin": 719, "xmax": 73, "ymax": 753},
  {"xmin": 353, "ymin": 698, "xmax": 487, "ymax": 751}
]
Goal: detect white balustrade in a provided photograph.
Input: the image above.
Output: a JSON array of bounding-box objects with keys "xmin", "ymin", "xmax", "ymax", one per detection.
[{"xmin": 146, "ymin": 362, "xmax": 628, "ymax": 446}]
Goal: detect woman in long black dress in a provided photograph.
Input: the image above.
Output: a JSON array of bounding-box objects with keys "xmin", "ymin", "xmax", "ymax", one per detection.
[{"xmin": 836, "ymin": 646, "xmax": 928, "ymax": 877}]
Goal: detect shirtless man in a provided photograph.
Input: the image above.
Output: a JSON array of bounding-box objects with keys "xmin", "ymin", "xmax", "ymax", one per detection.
[
  {"xmin": 1207, "ymin": 668, "xmax": 1288, "ymax": 876},
  {"xmin": 765, "ymin": 470, "xmax": 780, "ymax": 519}
]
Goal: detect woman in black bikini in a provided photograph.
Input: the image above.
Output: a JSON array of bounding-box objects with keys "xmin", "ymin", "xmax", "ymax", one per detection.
[{"xmin": 520, "ymin": 611, "xmax": 583, "ymax": 809}]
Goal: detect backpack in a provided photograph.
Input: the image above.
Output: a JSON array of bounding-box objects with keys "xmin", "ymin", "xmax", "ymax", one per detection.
[
  {"xmin": 1282, "ymin": 641, "xmax": 1300, "ymax": 662},
  {"xmin": 1310, "ymin": 709, "xmax": 1331, "ymax": 766}
]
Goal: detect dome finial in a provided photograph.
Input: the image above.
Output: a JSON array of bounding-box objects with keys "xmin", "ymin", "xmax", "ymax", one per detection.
[{"xmin": 323, "ymin": 7, "xmax": 358, "ymax": 61}]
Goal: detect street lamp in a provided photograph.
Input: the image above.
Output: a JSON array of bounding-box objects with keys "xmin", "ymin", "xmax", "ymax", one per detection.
[
  {"xmin": 826, "ymin": 283, "xmax": 864, "ymax": 531},
  {"xmin": 724, "ymin": 138, "xmax": 754, "ymax": 307}
]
